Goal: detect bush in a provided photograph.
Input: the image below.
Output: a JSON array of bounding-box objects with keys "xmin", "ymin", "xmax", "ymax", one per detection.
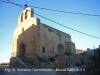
[
  {"xmin": 79, "ymin": 51, "xmax": 86, "ymax": 56},
  {"xmin": 65, "ymin": 52, "xmax": 73, "ymax": 55},
  {"xmin": 50, "ymin": 57, "xmax": 55, "ymax": 61},
  {"xmin": 55, "ymin": 54, "xmax": 58, "ymax": 58},
  {"xmin": 0, "ymin": 62, "xmax": 9, "ymax": 65}
]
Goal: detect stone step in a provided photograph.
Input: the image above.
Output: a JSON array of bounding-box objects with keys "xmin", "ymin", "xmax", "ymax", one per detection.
[{"xmin": 18, "ymin": 57, "xmax": 35, "ymax": 68}]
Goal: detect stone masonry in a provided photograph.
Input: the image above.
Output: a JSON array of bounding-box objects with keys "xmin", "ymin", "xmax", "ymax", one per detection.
[{"xmin": 11, "ymin": 7, "xmax": 76, "ymax": 66}]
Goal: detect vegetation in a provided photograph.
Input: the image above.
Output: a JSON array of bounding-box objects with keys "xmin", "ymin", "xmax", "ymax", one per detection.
[
  {"xmin": 49, "ymin": 57, "xmax": 55, "ymax": 61},
  {"xmin": 65, "ymin": 52, "xmax": 73, "ymax": 55},
  {"xmin": 0, "ymin": 62, "xmax": 10, "ymax": 65},
  {"xmin": 79, "ymin": 51, "xmax": 86, "ymax": 56},
  {"xmin": 55, "ymin": 54, "xmax": 58, "ymax": 58}
]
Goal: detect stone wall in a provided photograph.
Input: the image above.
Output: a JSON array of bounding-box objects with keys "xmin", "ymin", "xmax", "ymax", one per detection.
[
  {"xmin": 10, "ymin": 57, "xmax": 27, "ymax": 68},
  {"xmin": 65, "ymin": 55, "xmax": 92, "ymax": 67},
  {"xmin": 37, "ymin": 23, "xmax": 72, "ymax": 57},
  {"xmin": 65, "ymin": 42, "xmax": 76, "ymax": 55},
  {"xmin": 11, "ymin": 7, "xmax": 76, "ymax": 66},
  {"xmin": 12, "ymin": 8, "xmax": 40, "ymax": 63}
]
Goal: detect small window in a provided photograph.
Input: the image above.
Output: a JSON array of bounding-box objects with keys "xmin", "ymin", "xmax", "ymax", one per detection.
[
  {"xmin": 42, "ymin": 47, "xmax": 45, "ymax": 53},
  {"xmin": 22, "ymin": 28, "xmax": 24, "ymax": 33},
  {"xmin": 68, "ymin": 36, "xmax": 71, "ymax": 38},
  {"xmin": 52, "ymin": 46, "xmax": 54, "ymax": 54},
  {"xmin": 48, "ymin": 28, "xmax": 53, "ymax": 32},
  {"xmin": 65, "ymin": 41, "xmax": 66, "ymax": 44}
]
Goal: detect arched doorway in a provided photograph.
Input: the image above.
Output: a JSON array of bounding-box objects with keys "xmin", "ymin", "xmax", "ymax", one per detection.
[{"xmin": 21, "ymin": 44, "xmax": 26, "ymax": 57}]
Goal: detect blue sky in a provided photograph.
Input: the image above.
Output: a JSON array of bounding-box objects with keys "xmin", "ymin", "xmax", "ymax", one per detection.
[{"xmin": 0, "ymin": 0, "xmax": 100, "ymax": 63}]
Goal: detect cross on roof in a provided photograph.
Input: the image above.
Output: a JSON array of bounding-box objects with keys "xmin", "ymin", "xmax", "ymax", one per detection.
[{"xmin": 24, "ymin": 2, "xmax": 28, "ymax": 9}]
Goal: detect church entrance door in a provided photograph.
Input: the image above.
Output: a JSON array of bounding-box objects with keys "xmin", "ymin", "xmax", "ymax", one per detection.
[{"xmin": 21, "ymin": 44, "xmax": 26, "ymax": 57}]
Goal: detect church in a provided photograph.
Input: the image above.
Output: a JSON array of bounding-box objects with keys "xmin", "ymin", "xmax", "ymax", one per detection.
[{"xmin": 10, "ymin": 7, "xmax": 76, "ymax": 68}]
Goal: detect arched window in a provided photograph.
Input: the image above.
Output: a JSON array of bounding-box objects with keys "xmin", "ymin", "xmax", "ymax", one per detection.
[
  {"xmin": 21, "ymin": 44, "xmax": 26, "ymax": 57},
  {"xmin": 25, "ymin": 10, "xmax": 28, "ymax": 19},
  {"xmin": 21, "ymin": 13, "xmax": 23, "ymax": 22},
  {"xmin": 22, "ymin": 28, "xmax": 24, "ymax": 33}
]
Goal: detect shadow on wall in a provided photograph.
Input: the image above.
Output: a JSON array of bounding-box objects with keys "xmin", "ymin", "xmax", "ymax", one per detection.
[{"xmin": 16, "ymin": 24, "xmax": 38, "ymax": 59}]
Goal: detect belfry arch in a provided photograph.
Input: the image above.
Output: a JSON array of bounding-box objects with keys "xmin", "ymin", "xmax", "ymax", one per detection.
[{"xmin": 25, "ymin": 10, "xmax": 28, "ymax": 20}]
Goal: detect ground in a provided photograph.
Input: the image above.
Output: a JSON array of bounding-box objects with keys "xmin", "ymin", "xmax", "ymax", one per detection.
[{"xmin": 0, "ymin": 65, "xmax": 56, "ymax": 75}]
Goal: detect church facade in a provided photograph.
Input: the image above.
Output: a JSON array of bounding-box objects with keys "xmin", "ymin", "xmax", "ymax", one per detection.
[{"xmin": 11, "ymin": 7, "xmax": 76, "ymax": 67}]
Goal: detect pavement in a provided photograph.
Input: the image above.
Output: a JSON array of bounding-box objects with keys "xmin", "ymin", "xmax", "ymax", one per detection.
[
  {"xmin": 0, "ymin": 64, "xmax": 98, "ymax": 75},
  {"xmin": 0, "ymin": 65, "xmax": 7, "ymax": 75},
  {"xmin": 0, "ymin": 65, "xmax": 57, "ymax": 75}
]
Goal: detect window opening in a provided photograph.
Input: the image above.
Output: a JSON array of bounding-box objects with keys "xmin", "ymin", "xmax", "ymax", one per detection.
[
  {"xmin": 42, "ymin": 47, "xmax": 45, "ymax": 53},
  {"xmin": 22, "ymin": 28, "xmax": 24, "ymax": 33},
  {"xmin": 25, "ymin": 10, "xmax": 28, "ymax": 19},
  {"xmin": 52, "ymin": 46, "xmax": 54, "ymax": 54},
  {"xmin": 21, "ymin": 13, "xmax": 23, "ymax": 22}
]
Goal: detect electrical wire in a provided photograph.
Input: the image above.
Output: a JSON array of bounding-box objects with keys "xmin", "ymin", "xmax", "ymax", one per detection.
[
  {"xmin": 0, "ymin": 0, "xmax": 100, "ymax": 39},
  {"xmin": 29, "ymin": 6, "xmax": 100, "ymax": 17},
  {"xmin": 0, "ymin": 0, "xmax": 100, "ymax": 17},
  {"xmin": 34, "ymin": 13, "xmax": 100, "ymax": 39},
  {"xmin": 0, "ymin": 0, "xmax": 24, "ymax": 8}
]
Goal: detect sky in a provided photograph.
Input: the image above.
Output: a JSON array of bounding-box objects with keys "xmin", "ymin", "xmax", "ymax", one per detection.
[{"xmin": 0, "ymin": 0, "xmax": 100, "ymax": 63}]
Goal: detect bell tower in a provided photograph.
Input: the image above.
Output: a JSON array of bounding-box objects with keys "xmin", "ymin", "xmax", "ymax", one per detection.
[{"xmin": 18, "ymin": 7, "xmax": 34, "ymax": 26}]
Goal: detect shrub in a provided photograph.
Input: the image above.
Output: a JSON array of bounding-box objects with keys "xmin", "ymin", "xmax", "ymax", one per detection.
[
  {"xmin": 55, "ymin": 54, "xmax": 58, "ymax": 58},
  {"xmin": 0, "ymin": 62, "xmax": 9, "ymax": 65},
  {"xmin": 65, "ymin": 52, "xmax": 73, "ymax": 55},
  {"xmin": 79, "ymin": 51, "xmax": 86, "ymax": 56},
  {"xmin": 50, "ymin": 57, "xmax": 55, "ymax": 61}
]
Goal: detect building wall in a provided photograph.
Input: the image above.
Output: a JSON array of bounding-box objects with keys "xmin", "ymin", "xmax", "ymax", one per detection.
[
  {"xmin": 37, "ymin": 23, "xmax": 72, "ymax": 57},
  {"xmin": 12, "ymin": 7, "xmax": 75, "ymax": 61},
  {"xmin": 12, "ymin": 8, "xmax": 39, "ymax": 59},
  {"xmin": 65, "ymin": 42, "xmax": 76, "ymax": 55},
  {"xmin": 85, "ymin": 48, "xmax": 95, "ymax": 56}
]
